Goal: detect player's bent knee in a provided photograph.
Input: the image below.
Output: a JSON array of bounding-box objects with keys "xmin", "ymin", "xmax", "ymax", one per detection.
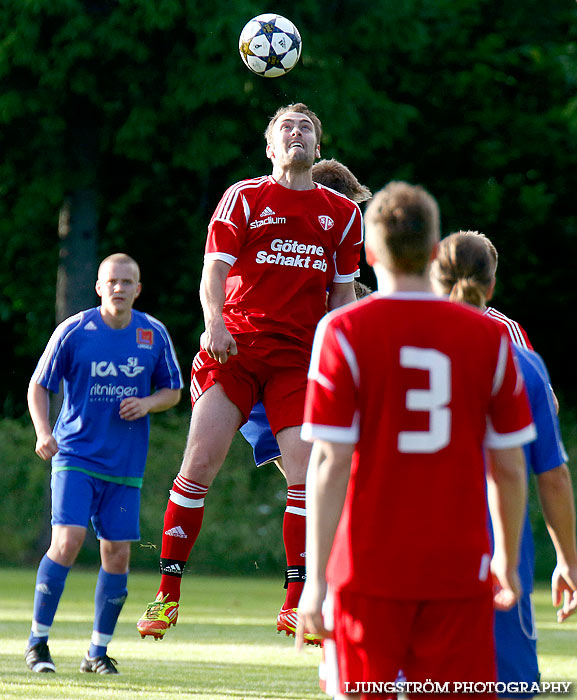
[
  {"xmin": 100, "ymin": 540, "xmax": 131, "ymax": 574},
  {"xmin": 177, "ymin": 456, "xmax": 224, "ymax": 485},
  {"xmin": 48, "ymin": 525, "xmax": 86, "ymax": 565}
]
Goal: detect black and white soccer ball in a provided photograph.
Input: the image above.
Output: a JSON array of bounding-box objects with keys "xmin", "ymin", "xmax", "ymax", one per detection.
[{"xmin": 239, "ymin": 13, "xmax": 302, "ymax": 78}]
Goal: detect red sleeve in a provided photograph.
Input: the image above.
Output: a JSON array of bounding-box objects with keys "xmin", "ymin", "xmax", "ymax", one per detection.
[
  {"xmin": 519, "ymin": 324, "xmax": 534, "ymax": 351},
  {"xmin": 205, "ymin": 182, "xmax": 249, "ymax": 264},
  {"xmin": 333, "ymin": 205, "xmax": 363, "ymax": 283},
  {"xmin": 486, "ymin": 332, "xmax": 536, "ymax": 448},
  {"xmin": 301, "ymin": 314, "xmax": 359, "ymax": 443}
]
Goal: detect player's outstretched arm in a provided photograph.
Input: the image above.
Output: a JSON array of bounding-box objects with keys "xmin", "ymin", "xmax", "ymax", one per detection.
[
  {"xmin": 296, "ymin": 439, "xmax": 354, "ymax": 650},
  {"xmin": 119, "ymin": 388, "xmax": 181, "ymax": 422},
  {"xmin": 327, "ymin": 280, "xmax": 356, "ymax": 312},
  {"xmin": 200, "ymin": 259, "xmax": 237, "ymax": 364},
  {"xmin": 27, "ymin": 381, "xmax": 59, "ymax": 460},
  {"xmin": 536, "ymin": 465, "xmax": 577, "ymax": 622},
  {"xmin": 486, "ymin": 446, "xmax": 527, "ymax": 610}
]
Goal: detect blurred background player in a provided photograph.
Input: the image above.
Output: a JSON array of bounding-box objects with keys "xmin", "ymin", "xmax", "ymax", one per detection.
[
  {"xmin": 451, "ymin": 230, "xmax": 534, "ymax": 349},
  {"xmin": 297, "ymin": 181, "xmax": 535, "ymax": 699},
  {"xmin": 436, "ymin": 230, "xmax": 559, "ymax": 415},
  {"xmin": 431, "ymin": 231, "xmax": 577, "ymax": 695},
  {"xmin": 136, "ymin": 104, "xmax": 363, "ymax": 644},
  {"xmin": 25, "ymin": 253, "xmax": 182, "ymax": 674},
  {"xmin": 313, "ymin": 158, "xmax": 373, "ymax": 202}
]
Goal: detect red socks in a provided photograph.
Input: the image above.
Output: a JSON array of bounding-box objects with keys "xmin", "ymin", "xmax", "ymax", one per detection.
[
  {"xmin": 157, "ymin": 478, "xmax": 308, "ymax": 611},
  {"xmin": 282, "ymin": 484, "xmax": 307, "ymax": 610},
  {"xmin": 157, "ymin": 476, "xmax": 208, "ymax": 602}
]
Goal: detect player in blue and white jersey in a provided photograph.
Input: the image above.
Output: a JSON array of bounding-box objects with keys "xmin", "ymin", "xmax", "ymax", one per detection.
[
  {"xmin": 25, "ymin": 253, "xmax": 183, "ymax": 675},
  {"xmin": 432, "ymin": 233, "xmax": 577, "ymax": 697},
  {"xmin": 492, "ymin": 346, "xmax": 576, "ymax": 694}
]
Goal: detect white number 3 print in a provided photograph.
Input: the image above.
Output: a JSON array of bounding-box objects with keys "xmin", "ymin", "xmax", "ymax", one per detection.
[{"xmin": 398, "ymin": 347, "xmax": 452, "ymax": 454}]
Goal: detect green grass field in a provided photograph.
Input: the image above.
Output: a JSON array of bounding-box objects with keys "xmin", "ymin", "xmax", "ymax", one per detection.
[{"xmin": 0, "ymin": 569, "xmax": 575, "ymax": 700}]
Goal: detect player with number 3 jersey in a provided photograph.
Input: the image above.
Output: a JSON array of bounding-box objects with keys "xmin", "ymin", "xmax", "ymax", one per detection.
[{"xmin": 298, "ymin": 182, "xmax": 535, "ymax": 699}]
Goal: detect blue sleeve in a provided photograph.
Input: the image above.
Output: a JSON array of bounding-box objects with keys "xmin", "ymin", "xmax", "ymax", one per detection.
[
  {"xmin": 148, "ymin": 317, "xmax": 184, "ymax": 391},
  {"xmin": 522, "ymin": 351, "xmax": 567, "ymax": 475},
  {"xmin": 31, "ymin": 315, "xmax": 82, "ymax": 393}
]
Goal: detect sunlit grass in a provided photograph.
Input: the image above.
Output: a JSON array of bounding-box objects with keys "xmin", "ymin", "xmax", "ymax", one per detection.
[
  {"xmin": 532, "ymin": 587, "xmax": 577, "ymax": 688},
  {"xmin": 0, "ymin": 568, "xmax": 324, "ymax": 700},
  {"xmin": 0, "ymin": 569, "xmax": 575, "ymax": 699}
]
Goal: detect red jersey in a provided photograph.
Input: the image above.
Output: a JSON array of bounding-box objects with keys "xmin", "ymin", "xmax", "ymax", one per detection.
[
  {"xmin": 484, "ymin": 306, "xmax": 533, "ymax": 350},
  {"xmin": 302, "ymin": 292, "xmax": 536, "ymax": 600},
  {"xmin": 205, "ymin": 176, "xmax": 363, "ymax": 347}
]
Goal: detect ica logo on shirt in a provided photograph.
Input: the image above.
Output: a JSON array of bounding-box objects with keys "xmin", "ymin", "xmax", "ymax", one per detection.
[
  {"xmin": 89, "ymin": 357, "xmax": 144, "ymax": 402},
  {"xmin": 91, "ymin": 357, "xmax": 145, "ymax": 378}
]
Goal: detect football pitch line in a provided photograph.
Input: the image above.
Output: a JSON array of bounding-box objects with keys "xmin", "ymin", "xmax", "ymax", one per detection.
[{"xmin": 0, "ymin": 569, "xmax": 575, "ymax": 699}]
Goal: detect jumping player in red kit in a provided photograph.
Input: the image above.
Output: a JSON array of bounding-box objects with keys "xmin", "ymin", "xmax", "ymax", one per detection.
[
  {"xmin": 297, "ymin": 181, "xmax": 536, "ymax": 698},
  {"xmin": 137, "ymin": 103, "xmax": 363, "ymax": 644}
]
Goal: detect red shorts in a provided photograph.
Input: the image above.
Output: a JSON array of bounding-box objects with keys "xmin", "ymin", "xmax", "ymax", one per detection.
[
  {"xmin": 327, "ymin": 589, "xmax": 496, "ymax": 699},
  {"xmin": 190, "ymin": 334, "xmax": 311, "ymax": 435}
]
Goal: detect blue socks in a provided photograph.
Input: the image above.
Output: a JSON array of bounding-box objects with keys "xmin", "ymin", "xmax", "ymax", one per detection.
[
  {"xmin": 88, "ymin": 568, "xmax": 128, "ymax": 658},
  {"xmin": 28, "ymin": 557, "xmax": 127, "ymax": 658},
  {"xmin": 28, "ymin": 555, "xmax": 70, "ymax": 647}
]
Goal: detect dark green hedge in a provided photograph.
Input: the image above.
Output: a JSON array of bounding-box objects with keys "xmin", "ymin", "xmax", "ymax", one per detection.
[
  {"xmin": 3, "ymin": 401, "xmax": 575, "ymax": 581},
  {"xmin": 2, "ymin": 412, "xmax": 288, "ymax": 579}
]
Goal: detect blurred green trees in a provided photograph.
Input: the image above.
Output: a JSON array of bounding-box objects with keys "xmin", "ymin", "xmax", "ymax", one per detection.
[{"xmin": 1, "ymin": 0, "xmax": 576, "ymax": 415}]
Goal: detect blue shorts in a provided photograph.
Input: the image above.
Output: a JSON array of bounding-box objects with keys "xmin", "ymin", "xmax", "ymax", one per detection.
[
  {"xmin": 51, "ymin": 469, "xmax": 140, "ymax": 541},
  {"xmin": 239, "ymin": 401, "xmax": 282, "ymax": 467},
  {"xmin": 495, "ymin": 589, "xmax": 539, "ymax": 695}
]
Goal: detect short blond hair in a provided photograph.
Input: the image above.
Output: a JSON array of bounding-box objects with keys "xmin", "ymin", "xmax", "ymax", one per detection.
[
  {"xmin": 264, "ymin": 102, "xmax": 322, "ymax": 147},
  {"xmin": 98, "ymin": 253, "xmax": 140, "ymax": 281},
  {"xmin": 365, "ymin": 181, "xmax": 440, "ymax": 275}
]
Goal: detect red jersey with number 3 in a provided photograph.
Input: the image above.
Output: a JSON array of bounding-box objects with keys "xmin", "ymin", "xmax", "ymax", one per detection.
[
  {"xmin": 205, "ymin": 176, "xmax": 363, "ymax": 347},
  {"xmin": 302, "ymin": 292, "xmax": 536, "ymax": 600}
]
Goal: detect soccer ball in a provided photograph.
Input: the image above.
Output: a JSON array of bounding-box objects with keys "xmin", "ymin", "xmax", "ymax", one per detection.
[{"xmin": 239, "ymin": 13, "xmax": 302, "ymax": 78}]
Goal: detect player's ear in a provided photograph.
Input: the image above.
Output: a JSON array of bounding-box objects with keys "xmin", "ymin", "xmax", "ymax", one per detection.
[
  {"xmin": 429, "ymin": 241, "xmax": 440, "ymax": 262},
  {"xmin": 134, "ymin": 282, "xmax": 142, "ymax": 299},
  {"xmin": 95, "ymin": 280, "xmax": 103, "ymax": 298},
  {"xmin": 365, "ymin": 242, "xmax": 376, "ymax": 268},
  {"xmin": 486, "ymin": 278, "xmax": 496, "ymax": 301},
  {"xmin": 315, "ymin": 144, "xmax": 321, "ymax": 159},
  {"xmin": 266, "ymin": 142, "xmax": 274, "ymax": 161}
]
